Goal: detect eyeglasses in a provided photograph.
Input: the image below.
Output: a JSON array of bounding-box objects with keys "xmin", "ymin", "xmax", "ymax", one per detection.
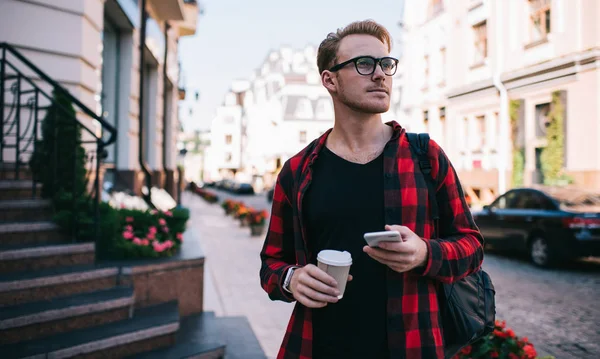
[{"xmin": 328, "ymin": 56, "xmax": 399, "ymax": 76}]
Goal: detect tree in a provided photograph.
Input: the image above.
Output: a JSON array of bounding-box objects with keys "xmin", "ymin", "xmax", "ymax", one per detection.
[{"xmin": 30, "ymin": 89, "xmax": 87, "ymax": 199}]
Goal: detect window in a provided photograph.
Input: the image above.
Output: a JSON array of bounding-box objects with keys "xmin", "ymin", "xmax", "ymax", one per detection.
[
  {"xmin": 492, "ymin": 191, "xmax": 518, "ymax": 209},
  {"xmin": 439, "ymin": 107, "xmax": 446, "ymax": 142},
  {"xmin": 473, "ymin": 21, "xmax": 488, "ymax": 65},
  {"xmin": 511, "ymin": 191, "xmax": 555, "ymax": 210},
  {"xmin": 299, "ymin": 131, "xmax": 307, "ymax": 144},
  {"xmin": 295, "ymin": 98, "xmax": 314, "ymax": 119},
  {"xmin": 476, "ymin": 115, "xmax": 486, "ymax": 149},
  {"xmin": 316, "ymin": 99, "xmax": 333, "ymax": 120},
  {"xmin": 225, "ymin": 134, "xmax": 232, "ymax": 145},
  {"xmin": 529, "ymin": 0, "xmax": 551, "ymax": 43},
  {"xmin": 439, "ymin": 48, "xmax": 446, "ymax": 85},
  {"xmin": 535, "ymin": 103, "xmax": 551, "ymax": 138},
  {"xmin": 428, "ymin": 0, "xmax": 444, "ymax": 18},
  {"xmin": 225, "ymin": 152, "xmax": 232, "ymax": 162},
  {"xmin": 423, "ymin": 55, "xmax": 430, "ymax": 89}
]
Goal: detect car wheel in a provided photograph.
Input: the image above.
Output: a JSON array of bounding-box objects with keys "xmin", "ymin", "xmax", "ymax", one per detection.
[{"xmin": 529, "ymin": 236, "xmax": 555, "ymax": 267}]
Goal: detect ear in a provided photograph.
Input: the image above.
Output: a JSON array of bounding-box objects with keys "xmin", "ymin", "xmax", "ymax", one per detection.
[{"xmin": 321, "ymin": 70, "xmax": 337, "ymax": 93}]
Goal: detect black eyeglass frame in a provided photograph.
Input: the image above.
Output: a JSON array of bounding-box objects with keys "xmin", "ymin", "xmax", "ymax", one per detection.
[{"xmin": 328, "ymin": 56, "xmax": 399, "ymax": 76}]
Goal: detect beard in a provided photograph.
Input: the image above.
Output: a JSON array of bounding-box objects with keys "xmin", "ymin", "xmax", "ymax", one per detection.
[{"xmin": 337, "ymin": 75, "xmax": 390, "ymax": 114}]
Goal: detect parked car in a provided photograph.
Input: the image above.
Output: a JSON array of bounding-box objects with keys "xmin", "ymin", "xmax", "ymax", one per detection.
[
  {"xmin": 234, "ymin": 183, "xmax": 255, "ymax": 195},
  {"xmin": 472, "ymin": 185, "xmax": 600, "ymax": 267}
]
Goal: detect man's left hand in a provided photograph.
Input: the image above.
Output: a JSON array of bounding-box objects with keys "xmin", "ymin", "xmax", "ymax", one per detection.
[{"xmin": 363, "ymin": 225, "xmax": 429, "ymax": 273}]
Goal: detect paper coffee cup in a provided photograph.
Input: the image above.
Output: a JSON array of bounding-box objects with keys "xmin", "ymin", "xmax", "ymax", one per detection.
[{"xmin": 317, "ymin": 250, "xmax": 352, "ymax": 299}]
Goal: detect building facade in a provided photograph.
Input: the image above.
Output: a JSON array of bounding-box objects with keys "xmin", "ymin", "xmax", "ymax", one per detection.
[
  {"xmin": 205, "ymin": 45, "xmax": 403, "ymax": 191},
  {"xmin": 0, "ymin": 0, "xmax": 199, "ymax": 200},
  {"xmin": 401, "ymin": 0, "xmax": 600, "ymax": 206},
  {"xmin": 206, "ymin": 46, "xmax": 335, "ymax": 190}
]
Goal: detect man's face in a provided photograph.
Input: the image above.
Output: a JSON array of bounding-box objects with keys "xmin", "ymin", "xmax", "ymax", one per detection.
[{"xmin": 331, "ymin": 34, "xmax": 393, "ymax": 114}]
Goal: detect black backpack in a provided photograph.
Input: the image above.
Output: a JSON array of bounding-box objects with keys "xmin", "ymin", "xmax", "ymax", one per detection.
[{"xmin": 406, "ymin": 133, "xmax": 496, "ymax": 359}]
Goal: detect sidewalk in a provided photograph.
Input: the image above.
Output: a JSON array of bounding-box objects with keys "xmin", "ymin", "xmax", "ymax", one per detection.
[{"xmin": 183, "ymin": 192, "xmax": 292, "ymax": 359}]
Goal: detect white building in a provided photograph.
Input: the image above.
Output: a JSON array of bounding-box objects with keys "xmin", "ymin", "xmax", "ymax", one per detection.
[
  {"xmin": 400, "ymin": 0, "xmax": 600, "ymax": 205},
  {"xmin": 207, "ymin": 46, "xmax": 335, "ymax": 190},
  {"xmin": 0, "ymin": 0, "xmax": 200, "ymax": 202},
  {"xmin": 207, "ymin": 44, "xmax": 404, "ymax": 191}
]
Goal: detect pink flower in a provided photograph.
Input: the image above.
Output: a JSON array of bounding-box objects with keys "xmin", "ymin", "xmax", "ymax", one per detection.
[
  {"xmin": 176, "ymin": 232, "xmax": 183, "ymax": 241},
  {"xmin": 133, "ymin": 237, "xmax": 143, "ymax": 245},
  {"xmin": 165, "ymin": 240, "xmax": 174, "ymax": 248},
  {"xmin": 126, "ymin": 216, "xmax": 134, "ymax": 223},
  {"xmin": 150, "ymin": 209, "xmax": 158, "ymax": 215},
  {"xmin": 147, "ymin": 232, "xmax": 156, "ymax": 240},
  {"xmin": 162, "ymin": 226, "xmax": 169, "ymax": 233},
  {"xmin": 148, "ymin": 226, "xmax": 157, "ymax": 234},
  {"xmin": 125, "ymin": 225, "xmax": 133, "ymax": 232},
  {"xmin": 153, "ymin": 241, "xmax": 165, "ymax": 253},
  {"xmin": 141, "ymin": 239, "xmax": 150, "ymax": 246},
  {"xmin": 164, "ymin": 211, "xmax": 173, "ymax": 217},
  {"xmin": 123, "ymin": 231, "xmax": 134, "ymax": 240},
  {"xmin": 158, "ymin": 218, "xmax": 167, "ymax": 226}
]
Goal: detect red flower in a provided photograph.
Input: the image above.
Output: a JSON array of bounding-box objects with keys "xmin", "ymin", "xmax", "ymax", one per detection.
[
  {"xmin": 126, "ymin": 216, "xmax": 134, "ymax": 223},
  {"xmin": 506, "ymin": 328, "xmax": 515, "ymax": 338},
  {"xmin": 508, "ymin": 353, "xmax": 519, "ymax": 359},
  {"xmin": 493, "ymin": 329, "xmax": 506, "ymax": 338},
  {"xmin": 523, "ymin": 344, "xmax": 537, "ymax": 359},
  {"xmin": 490, "ymin": 351, "xmax": 499, "ymax": 358},
  {"xmin": 521, "ymin": 337, "xmax": 529, "ymax": 343},
  {"xmin": 460, "ymin": 346, "xmax": 472, "ymax": 355}
]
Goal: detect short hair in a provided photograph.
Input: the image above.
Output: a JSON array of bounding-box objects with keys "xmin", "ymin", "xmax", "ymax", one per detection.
[{"xmin": 317, "ymin": 20, "xmax": 392, "ymax": 74}]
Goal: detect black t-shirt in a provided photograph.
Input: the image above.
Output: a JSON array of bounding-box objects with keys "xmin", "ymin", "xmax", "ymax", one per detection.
[{"xmin": 304, "ymin": 146, "xmax": 389, "ymax": 359}]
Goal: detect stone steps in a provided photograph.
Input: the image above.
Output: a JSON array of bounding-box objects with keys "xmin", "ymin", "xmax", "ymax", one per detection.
[
  {"xmin": 0, "ymin": 301, "xmax": 180, "ymax": 359},
  {"xmin": 0, "ymin": 286, "xmax": 134, "ymax": 345},
  {"xmin": 0, "ymin": 264, "xmax": 119, "ymax": 306},
  {"xmin": 0, "ymin": 199, "xmax": 53, "ymax": 222},
  {"xmin": 0, "ymin": 242, "xmax": 95, "ymax": 274},
  {"xmin": 0, "ymin": 180, "xmax": 41, "ymax": 200},
  {"xmin": 0, "ymin": 221, "xmax": 69, "ymax": 246}
]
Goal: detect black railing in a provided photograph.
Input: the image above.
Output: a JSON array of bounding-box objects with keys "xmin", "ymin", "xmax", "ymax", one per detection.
[{"xmin": 0, "ymin": 42, "xmax": 117, "ymax": 245}]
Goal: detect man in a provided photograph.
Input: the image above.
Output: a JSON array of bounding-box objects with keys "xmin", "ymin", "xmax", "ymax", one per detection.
[{"xmin": 260, "ymin": 20, "xmax": 484, "ymax": 359}]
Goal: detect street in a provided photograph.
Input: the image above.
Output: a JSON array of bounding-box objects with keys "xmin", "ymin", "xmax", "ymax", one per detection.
[{"xmin": 185, "ymin": 189, "xmax": 600, "ymax": 359}]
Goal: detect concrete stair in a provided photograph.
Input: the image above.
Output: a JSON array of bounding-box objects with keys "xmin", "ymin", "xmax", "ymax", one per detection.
[
  {"xmin": 0, "ymin": 163, "xmax": 230, "ymax": 358},
  {"xmin": 0, "ymin": 286, "xmax": 135, "ymax": 345},
  {"xmin": 0, "ymin": 301, "xmax": 181, "ymax": 358}
]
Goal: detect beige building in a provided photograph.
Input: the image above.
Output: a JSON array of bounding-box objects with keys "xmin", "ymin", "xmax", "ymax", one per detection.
[
  {"xmin": 0, "ymin": 0, "xmax": 199, "ymax": 200},
  {"xmin": 401, "ymin": 0, "xmax": 600, "ymax": 206}
]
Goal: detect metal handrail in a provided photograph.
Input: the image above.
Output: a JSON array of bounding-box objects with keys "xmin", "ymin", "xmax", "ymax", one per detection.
[{"xmin": 0, "ymin": 42, "xmax": 117, "ymax": 147}]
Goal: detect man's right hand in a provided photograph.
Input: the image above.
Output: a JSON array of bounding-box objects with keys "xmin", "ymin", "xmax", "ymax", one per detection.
[{"xmin": 289, "ymin": 264, "xmax": 352, "ymax": 308}]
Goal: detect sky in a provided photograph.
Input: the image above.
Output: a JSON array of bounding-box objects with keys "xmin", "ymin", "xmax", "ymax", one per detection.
[{"xmin": 178, "ymin": 0, "xmax": 405, "ymax": 132}]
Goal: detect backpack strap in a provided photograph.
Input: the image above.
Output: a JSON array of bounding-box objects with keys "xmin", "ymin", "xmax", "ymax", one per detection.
[{"xmin": 406, "ymin": 133, "xmax": 440, "ymax": 225}]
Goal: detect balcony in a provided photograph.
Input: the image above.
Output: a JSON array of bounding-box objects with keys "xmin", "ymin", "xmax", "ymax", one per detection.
[
  {"xmin": 148, "ymin": 0, "xmax": 185, "ymax": 21},
  {"xmin": 178, "ymin": 0, "xmax": 199, "ymax": 37}
]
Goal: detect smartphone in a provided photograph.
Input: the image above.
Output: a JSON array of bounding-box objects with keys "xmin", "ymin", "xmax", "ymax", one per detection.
[{"xmin": 363, "ymin": 230, "xmax": 401, "ymax": 247}]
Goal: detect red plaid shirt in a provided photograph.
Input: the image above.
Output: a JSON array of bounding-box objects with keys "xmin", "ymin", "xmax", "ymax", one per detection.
[{"xmin": 260, "ymin": 121, "xmax": 484, "ymax": 359}]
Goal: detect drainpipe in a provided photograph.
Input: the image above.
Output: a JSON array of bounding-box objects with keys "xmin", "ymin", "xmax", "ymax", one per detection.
[
  {"xmin": 162, "ymin": 22, "xmax": 170, "ymax": 188},
  {"xmin": 138, "ymin": 0, "xmax": 154, "ymax": 206},
  {"xmin": 492, "ymin": 0, "xmax": 509, "ymax": 195}
]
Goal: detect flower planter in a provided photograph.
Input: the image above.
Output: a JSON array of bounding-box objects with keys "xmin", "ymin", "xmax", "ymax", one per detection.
[
  {"xmin": 250, "ymin": 224, "xmax": 265, "ymax": 236},
  {"xmin": 240, "ymin": 217, "xmax": 250, "ymax": 227}
]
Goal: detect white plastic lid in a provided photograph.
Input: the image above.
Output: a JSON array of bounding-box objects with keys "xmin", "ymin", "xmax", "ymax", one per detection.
[{"xmin": 317, "ymin": 250, "xmax": 352, "ymax": 266}]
